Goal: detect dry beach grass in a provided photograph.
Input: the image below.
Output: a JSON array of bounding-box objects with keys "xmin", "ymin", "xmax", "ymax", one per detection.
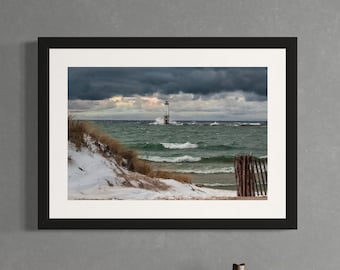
[{"xmin": 68, "ymin": 116, "xmax": 193, "ymax": 184}]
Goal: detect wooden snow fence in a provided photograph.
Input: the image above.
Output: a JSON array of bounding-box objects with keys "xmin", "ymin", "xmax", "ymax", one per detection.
[{"xmin": 234, "ymin": 155, "xmax": 267, "ymax": 197}]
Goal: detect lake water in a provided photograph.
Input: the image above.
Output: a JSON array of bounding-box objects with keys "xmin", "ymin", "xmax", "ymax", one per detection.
[{"xmin": 92, "ymin": 120, "xmax": 267, "ymax": 190}]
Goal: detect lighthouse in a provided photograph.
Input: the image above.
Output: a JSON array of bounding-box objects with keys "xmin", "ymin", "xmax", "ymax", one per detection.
[{"xmin": 164, "ymin": 100, "xmax": 170, "ymax": 125}]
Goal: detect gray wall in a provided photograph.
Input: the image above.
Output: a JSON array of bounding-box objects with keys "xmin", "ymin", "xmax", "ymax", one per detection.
[{"xmin": 0, "ymin": 0, "xmax": 339, "ymax": 269}]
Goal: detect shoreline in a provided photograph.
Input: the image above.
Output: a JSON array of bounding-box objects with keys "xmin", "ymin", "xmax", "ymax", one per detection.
[
  {"xmin": 190, "ymin": 172, "xmax": 237, "ymax": 190},
  {"xmin": 147, "ymin": 160, "xmax": 237, "ymax": 190},
  {"xmin": 68, "ymin": 140, "xmax": 238, "ymax": 200}
]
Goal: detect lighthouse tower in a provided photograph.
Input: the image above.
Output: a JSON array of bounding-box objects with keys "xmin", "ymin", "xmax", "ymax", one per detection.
[{"xmin": 164, "ymin": 100, "xmax": 170, "ymax": 125}]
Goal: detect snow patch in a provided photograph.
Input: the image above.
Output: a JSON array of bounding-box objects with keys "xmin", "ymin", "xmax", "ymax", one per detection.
[{"xmin": 68, "ymin": 139, "xmax": 236, "ymax": 200}]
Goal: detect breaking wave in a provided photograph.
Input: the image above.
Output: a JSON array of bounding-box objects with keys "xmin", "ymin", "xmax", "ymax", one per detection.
[
  {"xmin": 161, "ymin": 142, "xmax": 198, "ymax": 149},
  {"xmin": 238, "ymin": 122, "xmax": 262, "ymax": 126},
  {"xmin": 140, "ymin": 155, "xmax": 235, "ymax": 163},
  {"xmin": 201, "ymin": 156, "xmax": 234, "ymax": 163},
  {"xmin": 149, "ymin": 117, "xmax": 183, "ymax": 126},
  {"xmin": 149, "ymin": 117, "xmax": 164, "ymax": 125},
  {"xmin": 176, "ymin": 167, "xmax": 234, "ymax": 174},
  {"xmin": 140, "ymin": 155, "xmax": 201, "ymax": 163},
  {"xmin": 130, "ymin": 142, "xmax": 236, "ymax": 151}
]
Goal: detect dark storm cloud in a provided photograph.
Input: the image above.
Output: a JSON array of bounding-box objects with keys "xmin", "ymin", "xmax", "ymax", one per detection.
[{"xmin": 68, "ymin": 67, "xmax": 267, "ymax": 100}]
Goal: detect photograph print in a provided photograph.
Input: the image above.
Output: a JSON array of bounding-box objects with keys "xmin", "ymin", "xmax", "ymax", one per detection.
[{"xmin": 68, "ymin": 67, "xmax": 268, "ymax": 200}]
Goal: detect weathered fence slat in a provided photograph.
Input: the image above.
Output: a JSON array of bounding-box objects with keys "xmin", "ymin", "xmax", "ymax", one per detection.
[{"xmin": 234, "ymin": 155, "xmax": 267, "ymax": 197}]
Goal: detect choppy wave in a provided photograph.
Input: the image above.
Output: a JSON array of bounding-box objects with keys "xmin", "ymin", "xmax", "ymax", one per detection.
[
  {"xmin": 140, "ymin": 155, "xmax": 234, "ymax": 163},
  {"xmin": 141, "ymin": 155, "xmax": 201, "ymax": 163},
  {"xmin": 177, "ymin": 167, "xmax": 234, "ymax": 174},
  {"xmin": 149, "ymin": 117, "xmax": 183, "ymax": 126},
  {"xmin": 149, "ymin": 117, "xmax": 164, "ymax": 125},
  {"xmin": 239, "ymin": 122, "xmax": 262, "ymax": 126},
  {"xmin": 170, "ymin": 121, "xmax": 183, "ymax": 126},
  {"xmin": 161, "ymin": 142, "xmax": 198, "ymax": 149},
  {"xmin": 201, "ymin": 144, "xmax": 235, "ymax": 150},
  {"xmin": 131, "ymin": 143, "xmax": 163, "ymax": 150},
  {"xmin": 131, "ymin": 142, "xmax": 198, "ymax": 150},
  {"xmin": 131, "ymin": 142, "xmax": 236, "ymax": 151},
  {"xmin": 201, "ymin": 156, "xmax": 234, "ymax": 163}
]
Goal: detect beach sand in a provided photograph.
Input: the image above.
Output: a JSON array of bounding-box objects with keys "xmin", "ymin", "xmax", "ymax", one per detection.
[{"xmin": 148, "ymin": 161, "xmax": 237, "ymax": 190}]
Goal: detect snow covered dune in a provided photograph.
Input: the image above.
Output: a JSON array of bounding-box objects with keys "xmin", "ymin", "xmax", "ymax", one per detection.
[{"xmin": 68, "ymin": 139, "xmax": 237, "ymax": 200}]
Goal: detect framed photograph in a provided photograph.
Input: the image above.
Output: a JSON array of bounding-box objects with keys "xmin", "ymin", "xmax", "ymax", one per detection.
[{"xmin": 38, "ymin": 37, "xmax": 297, "ymax": 229}]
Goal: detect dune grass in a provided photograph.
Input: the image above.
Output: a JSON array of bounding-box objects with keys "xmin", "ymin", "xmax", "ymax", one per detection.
[
  {"xmin": 151, "ymin": 170, "xmax": 192, "ymax": 184},
  {"xmin": 68, "ymin": 116, "xmax": 192, "ymax": 183}
]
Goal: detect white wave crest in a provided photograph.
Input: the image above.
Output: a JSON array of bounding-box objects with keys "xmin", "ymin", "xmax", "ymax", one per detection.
[
  {"xmin": 239, "ymin": 122, "xmax": 261, "ymax": 126},
  {"xmin": 169, "ymin": 121, "xmax": 183, "ymax": 126},
  {"xmin": 161, "ymin": 142, "xmax": 198, "ymax": 149},
  {"xmin": 149, "ymin": 117, "xmax": 184, "ymax": 126},
  {"xmin": 177, "ymin": 167, "xmax": 234, "ymax": 174},
  {"xmin": 140, "ymin": 155, "xmax": 201, "ymax": 163},
  {"xmin": 149, "ymin": 117, "xmax": 164, "ymax": 125}
]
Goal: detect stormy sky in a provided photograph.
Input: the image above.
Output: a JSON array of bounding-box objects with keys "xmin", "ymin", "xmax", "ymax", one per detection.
[{"xmin": 68, "ymin": 67, "xmax": 267, "ymax": 121}]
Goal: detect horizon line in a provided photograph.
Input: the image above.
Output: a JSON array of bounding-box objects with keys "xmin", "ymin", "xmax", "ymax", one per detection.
[{"xmin": 72, "ymin": 119, "xmax": 267, "ymax": 122}]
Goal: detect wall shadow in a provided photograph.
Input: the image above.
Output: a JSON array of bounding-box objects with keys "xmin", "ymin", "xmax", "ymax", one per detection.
[{"xmin": 24, "ymin": 41, "xmax": 38, "ymax": 230}]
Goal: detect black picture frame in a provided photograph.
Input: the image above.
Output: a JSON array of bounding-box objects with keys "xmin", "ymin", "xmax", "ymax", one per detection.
[{"xmin": 38, "ymin": 37, "xmax": 297, "ymax": 229}]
